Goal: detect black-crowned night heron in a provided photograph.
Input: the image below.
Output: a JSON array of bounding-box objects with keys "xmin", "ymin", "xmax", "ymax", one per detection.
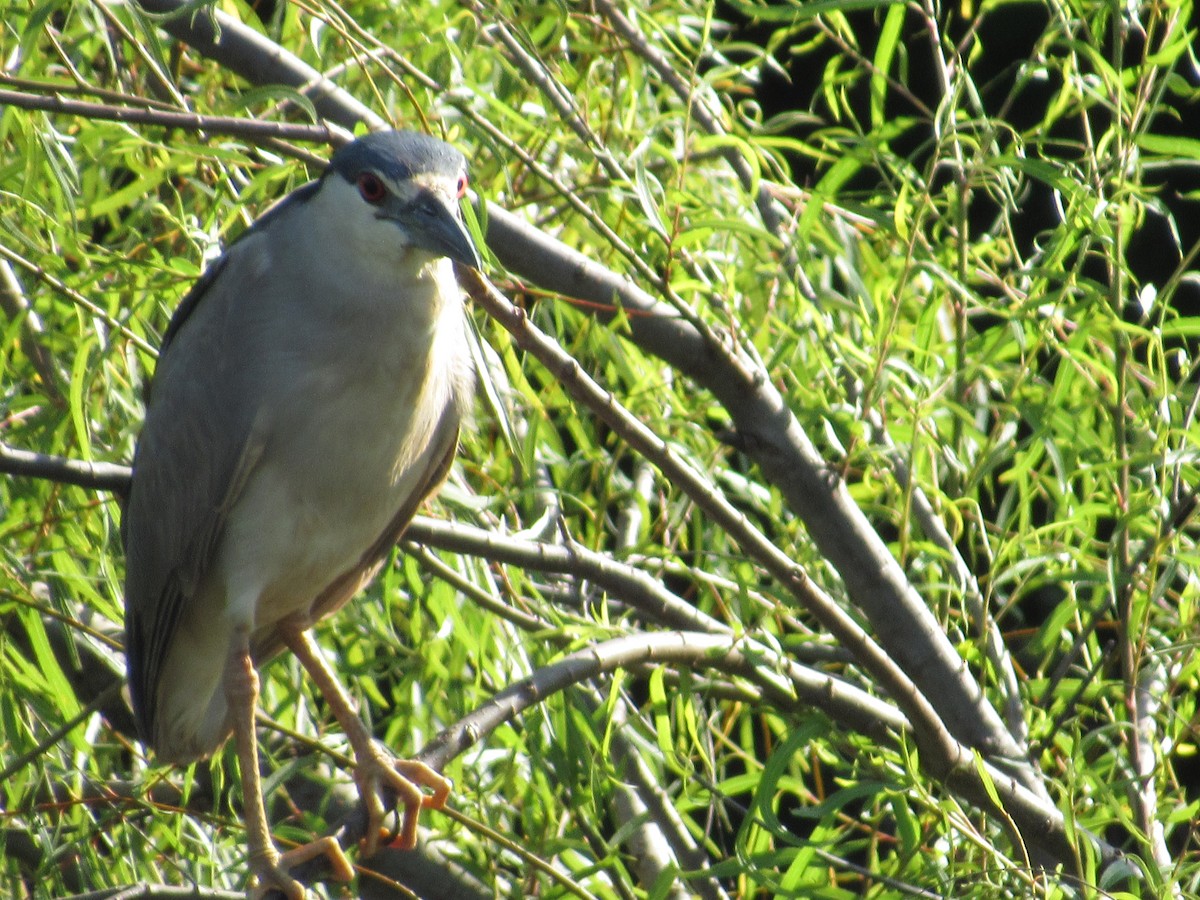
[{"xmin": 122, "ymin": 130, "xmax": 480, "ymax": 898}]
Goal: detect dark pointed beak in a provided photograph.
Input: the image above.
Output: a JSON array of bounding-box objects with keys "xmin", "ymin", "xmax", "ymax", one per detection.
[{"xmin": 394, "ymin": 190, "xmax": 482, "ymax": 270}]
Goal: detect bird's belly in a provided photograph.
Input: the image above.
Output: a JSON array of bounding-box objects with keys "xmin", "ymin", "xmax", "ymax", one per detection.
[{"xmin": 216, "ymin": 356, "xmax": 454, "ymax": 632}]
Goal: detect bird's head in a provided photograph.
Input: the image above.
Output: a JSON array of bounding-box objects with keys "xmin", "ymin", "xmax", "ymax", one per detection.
[{"xmin": 321, "ymin": 130, "xmax": 481, "ymax": 271}]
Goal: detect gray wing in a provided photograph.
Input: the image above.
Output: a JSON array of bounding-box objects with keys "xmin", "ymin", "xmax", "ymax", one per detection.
[{"xmin": 122, "ymin": 241, "xmax": 271, "ymax": 745}]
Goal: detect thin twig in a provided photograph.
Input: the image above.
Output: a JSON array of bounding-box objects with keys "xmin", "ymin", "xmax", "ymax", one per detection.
[
  {"xmin": 0, "ymin": 88, "xmax": 338, "ymax": 147},
  {"xmin": 0, "ymin": 441, "xmax": 132, "ymax": 494}
]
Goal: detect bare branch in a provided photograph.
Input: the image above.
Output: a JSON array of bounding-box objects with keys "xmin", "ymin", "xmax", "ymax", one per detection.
[
  {"xmin": 0, "ymin": 442, "xmax": 131, "ymax": 495},
  {"xmin": 0, "ymin": 86, "xmax": 339, "ymax": 148},
  {"xmin": 134, "ymin": 0, "xmax": 385, "ymax": 132},
  {"xmin": 866, "ymin": 411, "xmax": 1027, "ymax": 740}
]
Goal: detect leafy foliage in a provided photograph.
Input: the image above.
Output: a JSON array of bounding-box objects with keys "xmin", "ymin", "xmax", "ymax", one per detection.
[{"xmin": 1, "ymin": 0, "xmax": 1198, "ymax": 897}]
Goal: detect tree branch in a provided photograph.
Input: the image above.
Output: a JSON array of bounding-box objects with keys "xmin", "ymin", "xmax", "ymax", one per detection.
[
  {"xmin": 0, "ymin": 442, "xmax": 132, "ymax": 495},
  {"xmin": 0, "ymin": 86, "xmax": 339, "ymax": 148}
]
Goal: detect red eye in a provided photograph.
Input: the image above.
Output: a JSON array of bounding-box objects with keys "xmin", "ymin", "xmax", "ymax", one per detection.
[
  {"xmin": 357, "ymin": 172, "xmax": 386, "ymax": 204},
  {"xmin": 456, "ymin": 175, "xmax": 468, "ymax": 198}
]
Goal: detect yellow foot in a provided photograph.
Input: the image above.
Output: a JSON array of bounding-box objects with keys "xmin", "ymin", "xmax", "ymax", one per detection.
[
  {"xmin": 248, "ymin": 835, "xmax": 355, "ymax": 899},
  {"xmin": 354, "ymin": 746, "xmax": 452, "ymax": 856}
]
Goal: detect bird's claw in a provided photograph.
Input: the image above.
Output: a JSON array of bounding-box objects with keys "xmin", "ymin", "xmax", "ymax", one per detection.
[
  {"xmin": 354, "ymin": 747, "xmax": 452, "ymax": 856},
  {"xmin": 247, "ymin": 835, "xmax": 354, "ymax": 899}
]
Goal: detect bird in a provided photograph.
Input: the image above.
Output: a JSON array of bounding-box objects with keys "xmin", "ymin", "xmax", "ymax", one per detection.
[{"xmin": 121, "ymin": 129, "xmax": 480, "ymax": 898}]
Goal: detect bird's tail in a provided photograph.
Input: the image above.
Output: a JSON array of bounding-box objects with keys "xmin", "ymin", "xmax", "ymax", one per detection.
[{"xmin": 144, "ymin": 613, "xmax": 236, "ymax": 765}]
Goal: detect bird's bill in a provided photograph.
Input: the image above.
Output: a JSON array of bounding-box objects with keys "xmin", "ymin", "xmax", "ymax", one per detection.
[{"xmin": 399, "ymin": 193, "xmax": 482, "ymax": 270}]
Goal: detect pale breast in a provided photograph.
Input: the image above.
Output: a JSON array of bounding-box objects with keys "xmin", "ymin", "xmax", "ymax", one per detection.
[{"xmin": 215, "ymin": 259, "xmax": 471, "ymax": 631}]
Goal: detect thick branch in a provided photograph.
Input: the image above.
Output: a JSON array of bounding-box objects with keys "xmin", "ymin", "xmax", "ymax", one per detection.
[{"xmin": 134, "ymin": 0, "xmax": 385, "ymax": 132}]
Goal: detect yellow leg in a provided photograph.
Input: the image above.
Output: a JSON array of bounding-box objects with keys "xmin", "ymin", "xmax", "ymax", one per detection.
[
  {"xmin": 280, "ymin": 622, "xmax": 452, "ymax": 856},
  {"xmin": 225, "ymin": 633, "xmax": 355, "ymax": 898}
]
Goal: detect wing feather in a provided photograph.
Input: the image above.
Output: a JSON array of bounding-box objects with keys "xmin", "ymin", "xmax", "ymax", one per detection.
[{"xmin": 122, "ymin": 236, "xmax": 273, "ymax": 745}]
